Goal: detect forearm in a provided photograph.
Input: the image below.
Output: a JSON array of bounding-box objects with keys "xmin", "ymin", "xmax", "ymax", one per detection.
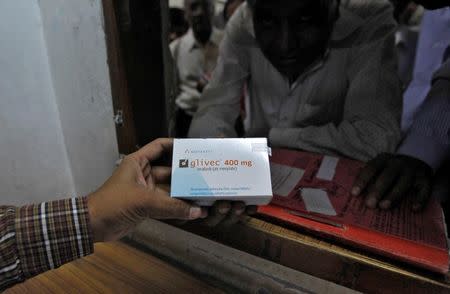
[
  {"xmin": 188, "ymin": 77, "xmax": 243, "ymax": 138},
  {"xmin": 0, "ymin": 197, "xmax": 93, "ymax": 291},
  {"xmin": 397, "ymin": 80, "xmax": 450, "ymax": 171},
  {"xmin": 189, "ymin": 104, "xmax": 239, "ymax": 138}
]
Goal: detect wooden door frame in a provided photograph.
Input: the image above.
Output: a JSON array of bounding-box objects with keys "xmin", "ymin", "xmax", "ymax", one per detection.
[
  {"xmin": 102, "ymin": 0, "xmax": 138, "ymax": 154},
  {"xmin": 102, "ymin": 0, "xmax": 172, "ymax": 153}
]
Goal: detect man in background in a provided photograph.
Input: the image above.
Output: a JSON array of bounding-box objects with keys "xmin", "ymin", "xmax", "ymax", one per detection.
[
  {"xmin": 171, "ymin": 0, "xmax": 223, "ymax": 138},
  {"xmin": 353, "ymin": 0, "xmax": 450, "ymax": 211},
  {"xmin": 169, "ymin": 7, "xmax": 189, "ymax": 43},
  {"xmin": 189, "ymin": 0, "xmax": 402, "ymax": 162}
]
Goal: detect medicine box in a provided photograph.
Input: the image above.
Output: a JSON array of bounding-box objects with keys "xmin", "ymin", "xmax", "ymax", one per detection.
[{"xmin": 171, "ymin": 138, "xmax": 273, "ymax": 206}]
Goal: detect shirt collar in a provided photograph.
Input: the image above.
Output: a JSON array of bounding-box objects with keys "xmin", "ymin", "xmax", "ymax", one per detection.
[{"xmin": 185, "ymin": 28, "xmax": 222, "ymax": 51}]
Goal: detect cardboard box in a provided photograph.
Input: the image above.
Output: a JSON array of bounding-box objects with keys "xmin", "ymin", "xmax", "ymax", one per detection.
[{"xmin": 171, "ymin": 138, "xmax": 272, "ymax": 206}]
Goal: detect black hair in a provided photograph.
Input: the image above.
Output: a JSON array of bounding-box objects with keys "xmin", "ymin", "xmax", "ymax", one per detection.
[{"xmin": 169, "ymin": 8, "xmax": 189, "ymax": 36}]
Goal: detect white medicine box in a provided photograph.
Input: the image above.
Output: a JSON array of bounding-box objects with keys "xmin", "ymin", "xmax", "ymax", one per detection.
[{"xmin": 171, "ymin": 138, "xmax": 273, "ymax": 206}]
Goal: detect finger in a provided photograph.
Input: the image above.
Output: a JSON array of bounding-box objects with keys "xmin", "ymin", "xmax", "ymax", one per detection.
[
  {"xmin": 150, "ymin": 166, "xmax": 172, "ymax": 185},
  {"xmin": 412, "ymin": 177, "xmax": 432, "ymax": 212},
  {"xmin": 163, "ymin": 208, "xmax": 207, "ymax": 226},
  {"xmin": 135, "ymin": 138, "xmax": 173, "ymax": 167},
  {"xmin": 204, "ymin": 201, "xmax": 231, "ymax": 227},
  {"xmin": 137, "ymin": 164, "xmax": 151, "ymax": 186},
  {"xmin": 221, "ymin": 202, "xmax": 246, "ymax": 226},
  {"xmin": 365, "ymin": 163, "xmax": 402, "ymax": 208},
  {"xmin": 352, "ymin": 154, "xmax": 390, "ymax": 196},
  {"xmin": 379, "ymin": 170, "xmax": 414, "ymax": 210},
  {"xmin": 143, "ymin": 164, "xmax": 151, "ymax": 178},
  {"xmin": 151, "ymin": 195, "xmax": 205, "ymax": 220}
]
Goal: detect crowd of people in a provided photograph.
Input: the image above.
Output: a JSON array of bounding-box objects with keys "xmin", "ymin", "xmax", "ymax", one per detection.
[
  {"xmin": 1, "ymin": 0, "xmax": 449, "ymax": 290},
  {"xmin": 171, "ymin": 0, "xmax": 449, "ymax": 211}
]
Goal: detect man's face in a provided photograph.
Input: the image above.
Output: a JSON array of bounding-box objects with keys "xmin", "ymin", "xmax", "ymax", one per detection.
[
  {"xmin": 253, "ymin": 0, "xmax": 336, "ymax": 80},
  {"xmin": 414, "ymin": 0, "xmax": 450, "ymax": 9},
  {"xmin": 186, "ymin": 0, "xmax": 213, "ymax": 44}
]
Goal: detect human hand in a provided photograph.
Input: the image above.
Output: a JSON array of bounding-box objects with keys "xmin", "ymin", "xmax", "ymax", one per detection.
[
  {"xmin": 196, "ymin": 77, "xmax": 208, "ymax": 93},
  {"xmin": 88, "ymin": 138, "xmax": 207, "ymax": 242},
  {"xmin": 351, "ymin": 153, "xmax": 433, "ymax": 211},
  {"xmin": 201, "ymin": 201, "xmax": 258, "ymax": 227}
]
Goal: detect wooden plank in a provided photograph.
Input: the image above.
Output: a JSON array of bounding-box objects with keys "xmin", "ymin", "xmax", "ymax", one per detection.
[
  {"xmin": 129, "ymin": 219, "xmax": 360, "ymax": 293},
  {"xmin": 5, "ymin": 242, "xmax": 224, "ymax": 293},
  {"xmin": 178, "ymin": 217, "xmax": 450, "ymax": 293}
]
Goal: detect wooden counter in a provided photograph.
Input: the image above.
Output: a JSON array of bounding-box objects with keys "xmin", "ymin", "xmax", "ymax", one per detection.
[
  {"xmin": 5, "ymin": 242, "xmax": 225, "ymax": 294},
  {"xmin": 129, "ymin": 217, "xmax": 450, "ymax": 293}
]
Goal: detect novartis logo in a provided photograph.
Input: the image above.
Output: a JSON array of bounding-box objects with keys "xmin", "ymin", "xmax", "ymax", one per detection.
[{"xmin": 184, "ymin": 149, "xmax": 213, "ymax": 154}]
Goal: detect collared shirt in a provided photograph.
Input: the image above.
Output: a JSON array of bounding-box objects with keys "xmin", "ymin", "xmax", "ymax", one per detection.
[
  {"xmin": 170, "ymin": 28, "xmax": 223, "ymax": 115},
  {"xmin": 0, "ymin": 197, "xmax": 93, "ymax": 291},
  {"xmin": 189, "ymin": 1, "xmax": 402, "ymax": 162},
  {"xmin": 401, "ymin": 8, "xmax": 450, "ymax": 132}
]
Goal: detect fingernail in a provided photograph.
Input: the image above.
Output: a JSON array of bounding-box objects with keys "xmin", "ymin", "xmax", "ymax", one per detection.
[
  {"xmin": 379, "ymin": 200, "xmax": 391, "ymax": 209},
  {"xmin": 366, "ymin": 197, "xmax": 377, "ymax": 208},
  {"xmin": 189, "ymin": 207, "xmax": 202, "ymax": 219},
  {"xmin": 351, "ymin": 187, "xmax": 360, "ymax": 196}
]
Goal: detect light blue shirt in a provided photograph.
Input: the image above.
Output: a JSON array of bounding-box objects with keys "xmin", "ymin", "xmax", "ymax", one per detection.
[{"xmin": 401, "ymin": 8, "xmax": 450, "ymax": 132}]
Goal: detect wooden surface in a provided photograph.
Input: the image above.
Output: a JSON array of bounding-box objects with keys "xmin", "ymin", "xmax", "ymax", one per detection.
[
  {"xmin": 130, "ymin": 219, "xmax": 359, "ymax": 294},
  {"xmin": 180, "ymin": 217, "xmax": 450, "ymax": 294},
  {"xmin": 5, "ymin": 242, "xmax": 224, "ymax": 294}
]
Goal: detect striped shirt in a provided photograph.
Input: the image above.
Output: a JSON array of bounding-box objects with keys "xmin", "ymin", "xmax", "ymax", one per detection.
[
  {"xmin": 0, "ymin": 197, "xmax": 93, "ymax": 291},
  {"xmin": 398, "ymin": 60, "xmax": 450, "ymax": 171}
]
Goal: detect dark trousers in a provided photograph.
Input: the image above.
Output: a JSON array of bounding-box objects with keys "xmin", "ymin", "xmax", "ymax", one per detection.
[{"xmin": 175, "ymin": 108, "xmax": 193, "ymax": 138}]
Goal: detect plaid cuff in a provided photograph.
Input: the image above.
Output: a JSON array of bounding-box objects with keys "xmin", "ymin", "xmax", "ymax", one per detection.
[
  {"xmin": 0, "ymin": 206, "xmax": 23, "ymax": 290},
  {"xmin": 15, "ymin": 197, "xmax": 94, "ymax": 278}
]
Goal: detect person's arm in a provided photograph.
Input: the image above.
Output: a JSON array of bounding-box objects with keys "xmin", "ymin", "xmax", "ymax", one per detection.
[
  {"xmin": 352, "ymin": 60, "xmax": 450, "ymax": 210},
  {"xmin": 0, "ymin": 198, "xmax": 92, "ymax": 291},
  {"xmin": 188, "ymin": 6, "xmax": 249, "ymax": 138},
  {"xmin": 0, "ymin": 138, "xmax": 252, "ymax": 291},
  {"xmin": 269, "ymin": 4, "xmax": 402, "ymax": 162},
  {"xmin": 0, "ymin": 139, "xmax": 206, "ymax": 291},
  {"xmin": 397, "ymin": 77, "xmax": 450, "ymax": 170},
  {"xmin": 170, "ymin": 38, "xmax": 202, "ymax": 117}
]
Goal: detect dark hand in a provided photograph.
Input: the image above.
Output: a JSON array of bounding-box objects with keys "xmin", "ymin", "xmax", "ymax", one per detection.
[
  {"xmin": 196, "ymin": 78, "xmax": 208, "ymax": 93},
  {"xmin": 202, "ymin": 201, "xmax": 258, "ymax": 227},
  {"xmin": 351, "ymin": 153, "xmax": 433, "ymax": 211}
]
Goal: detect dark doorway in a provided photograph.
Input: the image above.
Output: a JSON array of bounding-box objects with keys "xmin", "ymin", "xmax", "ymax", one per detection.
[{"xmin": 102, "ymin": 0, "xmax": 172, "ymax": 154}]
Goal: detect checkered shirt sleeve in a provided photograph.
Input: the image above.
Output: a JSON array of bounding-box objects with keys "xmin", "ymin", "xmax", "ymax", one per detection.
[{"xmin": 0, "ymin": 197, "xmax": 93, "ymax": 290}]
